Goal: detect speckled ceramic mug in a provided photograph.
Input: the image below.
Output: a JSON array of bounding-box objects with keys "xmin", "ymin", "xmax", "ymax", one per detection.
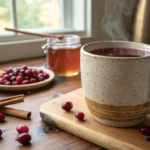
[{"xmin": 81, "ymin": 41, "xmax": 150, "ymax": 127}]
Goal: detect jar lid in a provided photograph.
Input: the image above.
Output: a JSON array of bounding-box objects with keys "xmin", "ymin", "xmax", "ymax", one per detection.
[{"xmin": 46, "ymin": 34, "xmax": 80, "ymax": 46}]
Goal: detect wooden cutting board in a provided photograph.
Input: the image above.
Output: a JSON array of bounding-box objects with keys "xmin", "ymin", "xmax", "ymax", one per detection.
[{"xmin": 40, "ymin": 88, "xmax": 150, "ymax": 150}]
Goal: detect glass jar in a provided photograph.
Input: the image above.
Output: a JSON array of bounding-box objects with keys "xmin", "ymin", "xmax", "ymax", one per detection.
[{"xmin": 42, "ymin": 34, "xmax": 81, "ymax": 76}]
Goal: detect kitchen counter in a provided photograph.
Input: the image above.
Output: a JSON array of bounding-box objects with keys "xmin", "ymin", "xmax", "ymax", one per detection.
[{"xmin": 0, "ymin": 57, "xmax": 101, "ymax": 150}]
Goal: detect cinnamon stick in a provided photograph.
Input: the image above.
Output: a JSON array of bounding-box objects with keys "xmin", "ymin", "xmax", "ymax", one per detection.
[
  {"xmin": 0, "ymin": 97, "xmax": 24, "ymax": 107},
  {"xmin": 0, "ymin": 94, "xmax": 24, "ymax": 102},
  {"xmin": 5, "ymin": 27, "xmax": 63, "ymax": 39},
  {"xmin": 0, "ymin": 107, "xmax": 31, "ymax": 119}
]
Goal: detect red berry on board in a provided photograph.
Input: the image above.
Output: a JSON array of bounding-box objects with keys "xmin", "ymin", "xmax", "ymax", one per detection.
[
  {"xmin": 75, "ymin": 112, "xmax": 85, "ymax": 120},
  {"xmin": 0, "ymin": 113, "xmax": 5, "ymax": 122},
  {"xmin": 140, "ymin": 126, "xmax": 150, "ymax": 136},
  {"xmin": 16, "ymin": 125, "xmax": 29, "ymax": 134},
  {"xmin": 16, "ymin": 133, "xmax": 31, "ymax": 145},
  {"xmin": 0, "ymin": 129, "xmax": 2, "ymax": 137},
  {"xmin": 62, "ymin": 101, "xmax": 73, "ymax": 111},
  {"xmin": 16, "ymin": 76, "xmax": 23, "ymax": 84}
]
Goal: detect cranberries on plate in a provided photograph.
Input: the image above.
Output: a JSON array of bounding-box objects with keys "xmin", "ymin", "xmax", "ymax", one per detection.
[
  {"xmin": 0, "ymin": 66, "xmax": 50, "ymax": 85},
  {"xmin": 62, "ymin": 101, "xmax": 73, "ymax": 111}
]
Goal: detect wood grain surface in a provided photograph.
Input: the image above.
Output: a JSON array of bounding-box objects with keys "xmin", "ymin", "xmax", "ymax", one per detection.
[
  {"xmin": 0, "ymin": 57, "xmax": 101, "ymax": 150},
  {"xmin": 40, "ymin": 88, "xmax": 150, "ymax": 150}
]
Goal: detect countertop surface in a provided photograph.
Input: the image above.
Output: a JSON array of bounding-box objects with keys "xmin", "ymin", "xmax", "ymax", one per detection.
[{"xmin": 0, "ymin": 57, "xmax": 101, "ymax": 150}]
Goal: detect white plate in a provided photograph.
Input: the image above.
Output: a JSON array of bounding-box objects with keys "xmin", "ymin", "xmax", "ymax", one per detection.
[{"xmin": 0, "ymin": 67, "xmax": 55, "ymax": 91}]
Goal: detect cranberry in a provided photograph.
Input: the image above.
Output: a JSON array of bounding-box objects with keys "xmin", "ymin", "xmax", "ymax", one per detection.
[
  {"xmin": 0, "ymin": 129, "xmax": 2, "ymax": 137},
  {"xmin": 2, "ymin": 74, "xmax": 10, "ymax": 80},
  {"xmin": 8, "ymin": 72, "xmax": 14, "ymax": 77},
  {"xmin": 16, "ymin": 76, "xmax": 23, "ymax": 84},
  {"xmin": 62, "ymin": 101, "xmax": 73, "ymax": 111},
  {"xmin": 18, "ymin": 72, "xmax": 24, "ymax": 76},
  {"xmin": 38, "ymin": 70, "xmax": 43, "ymax": 73},
  {"xmin": 19, "ymin": 69, "xmax": 25, "ymax": 74},
  {"xmin": 30, "ymin": 78, "xmax": 37, "ymax": 83},
  {"xmin": 140, "ymin": 126, "xmax": 150, "ymax": 136},
  {"xmin": 38, "ymin": 76, "xmax": 45, "ymax": 81},
  {"xmin": 21, "ymin": 65, "xmax": 28, "ymax": 70},
  {"xmin": 22, "ymin": 80, "xmax": 29, "ymax": 84},
  {"xmin": 5, "ymin": 67, "xmax": 13, "ymax": 74},
  {"xmin": 12, "ymin": 81, "xmax": 18, "ymax": 85},
  {"xmin": 10, "ymin": 76, "xmax": 16, "ymax": 81},
  {"xmin": 24, "ymin": 76, "xmax": 30, "ymax": 80},
  {"xmin": 16, "ymin": 125, "xmax": 29, "ymax": 134},
  {"xmin": 4, "ymin": 81, "xmax": 11, "ymax": 85},
  {"xmin": 0, "ymin": 113, "xmax": 5, "ymax": 122},
  {"xmin": 25, "ymin": 69, "xmax": 33, "ymax": 76},
  {"xmin": 43, "ymin": 73, "xmax": 49, "ymax": 79},
  {"xmin": 75, "ymin": 112, "xmax": 85, "ymax": 120},
  {"xmin": 0, "ymin": 78, "xmax": 4, "ymax": 84},
  {"xmin": 16, "ymin": 133, "xmax": 31, "ymax": 145}
]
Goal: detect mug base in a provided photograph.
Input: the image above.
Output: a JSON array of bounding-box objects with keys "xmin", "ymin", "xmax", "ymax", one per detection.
[{"xmin": 94, "ymin": 116, "xmax": 145, "ymax": 128}]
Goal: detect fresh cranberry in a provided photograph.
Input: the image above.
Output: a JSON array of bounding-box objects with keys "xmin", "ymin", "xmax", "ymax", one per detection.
[
  {"xmin": 2, "ymin": 74, "xmax": 10, "ymax": 80},
  {"xmin": 140, "ymin": 126, "xmax": 150, "ymax": 136},
  {"xmin": 12, "ymin": 81, "xmax": 18, "ymax": 85},
  {"xmin": 21, "ymin": 65, "xmax": 28, "ymax": 70},
  {"xmin": 5, "ymin": 67, "xmax": 13, "ymax": 74},
  {"xmin": 30, "ymin": 78, "xmax": 37, "ymax": 83},
  {"xmin": 9, "ymin": 72, "xmax": 14, "ymax": 77},
  {"xmin": 19, "ymin": 69, "xmax": 25, "ymax": 74},
  {"xmin": 0, "ymin": 78, "xmax": 4, "ymax": 84},
  {"xmin": 18, "ymin": 72, "xmax": 23, "ymax": 76},
  {"xmin": 38, "ymin": 70, "xmax": 43, "ymax": 73},
  {"xmin": 62, "ymin": 101, "xmax": 73, "ymax": 111},
  {"xmin": 37, "ymin": 73, "xmax": 43, "ymax": 78},
  {"xmin": 43, "ymin": 73, "xmax": 49, "ymax": 79},
  {"xmin": 0, "ymin": 113, "xmax": 5, "ymax": 122},
  {"xmin": 75, "ymin": 112, "xmax": 85, "ymax": 120},
  {"xmin": 16, "ymin": 125, "xmax": 29, "ymax": 134},
  {"xmin": 38, "ymin": 76, "xmax": 45, "ymax": 81},
  {"xmin": 22, "ymin": 80, "xmax": 29, "ymax": 84},
  {"xmin": 0, "ymin": 129, "xmax": 2, "ymax": 137},
  {"xmin": 16, "ymin": 133, "xmax": 31, "ymax": 145},
  {"xmin": 25, "ymin": 69, "xmax": 33, "ymax": 76},
  {"xmin": 10, "ymin": 76, "xmax": 16, "ymax": 81},
  {"xmin": 24, "ymin": 76, "xmax": 30, "ymax": 80},
  {"xmin": 4, "ymin": 81, "xmax": 11, "ymax": 85},
  {"xmin": 16, "ymin": 76, "xmax": 23, "ymax": 84}
]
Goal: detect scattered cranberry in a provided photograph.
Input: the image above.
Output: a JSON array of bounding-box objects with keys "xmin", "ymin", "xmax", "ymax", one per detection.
[
  {"xmin": 16, "ymin": 125, "xmax": 29, "ymax": 134},
  {"xmin": 140, "ymin": 126, "xmax": 150, "ymax": 136},
  {"xmin": 75, "ymin": 112, "xmax": 85, "ymax": 120},
  {"xmin": 16, "ymin": 133, "xmax": 31, "ymax": 145},
  {"xmin": 0, "ymin": 129, "xmax": 2, "ymax": 137},
  {"xmin": 62, "ymin": 101, "xmax": 73, "ymax": 111},
  {"xmin": 16, "ymin": 76, "xmax": 23, "ymax": 84},
  {"xmin": 0, "ymin": 113, "xmax": 5, "ymax": 122}
]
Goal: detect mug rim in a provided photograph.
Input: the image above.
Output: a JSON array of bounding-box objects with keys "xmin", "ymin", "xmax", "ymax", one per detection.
[{"xmin": 81, "ymin": 40, "xmax": 150, "ymax": 59}]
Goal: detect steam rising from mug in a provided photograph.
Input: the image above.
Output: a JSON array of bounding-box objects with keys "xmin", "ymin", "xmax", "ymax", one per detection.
[{"xmin": 101, "ymin": 0, "xmax": 136, "ymax": 40}]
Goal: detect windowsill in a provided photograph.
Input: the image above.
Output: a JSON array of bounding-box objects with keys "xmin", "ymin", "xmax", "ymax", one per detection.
[{"xmin": 0, "ymin": 34, "xmax": 97, "ymax": 63}]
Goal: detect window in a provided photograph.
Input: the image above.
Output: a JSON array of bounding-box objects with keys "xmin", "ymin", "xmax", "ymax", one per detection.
[{"xmin": 0, "ymin": 0, "xmax": 106, "ymax": 62}]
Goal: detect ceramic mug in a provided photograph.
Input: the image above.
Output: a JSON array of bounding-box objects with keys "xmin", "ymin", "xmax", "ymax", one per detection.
[{"xmin": 81, "ymin": 41, "xmax": 150, "ymax": 127}]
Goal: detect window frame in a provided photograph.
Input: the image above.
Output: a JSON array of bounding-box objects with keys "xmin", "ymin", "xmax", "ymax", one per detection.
[{"xmin": 0, "ymin": 0, "xmax": 107, "ymax": 62}]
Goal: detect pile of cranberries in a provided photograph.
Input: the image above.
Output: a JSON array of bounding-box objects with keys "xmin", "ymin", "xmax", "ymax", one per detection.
[
  {"xmin": 62, "ymin": 101, "xmax": 85, "ymax": 121},
  {"xmin": 0, "ymin": 66, "xmax": 50, "ymax": 85}
]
